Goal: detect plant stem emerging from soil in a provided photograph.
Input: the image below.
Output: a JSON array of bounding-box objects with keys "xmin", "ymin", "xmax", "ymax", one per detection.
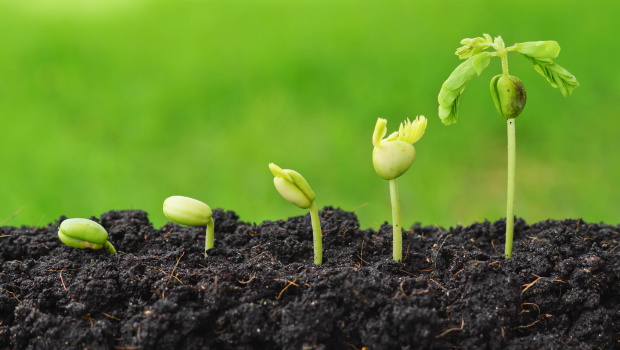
[
  {"xmin": 505, "ymin": 119, "xmax": 516, "ymax": 259},
  {"xmin": 205, "ymin": 217, "xmax": 215, "ymax": 256},
  {"xmin": 309, "ymin": 202, "xmax": 322, "ymax": 265},
  {"xmin": 269, "ymin": 163, "xmax": 323, "ymax": 265},
  {"xmin": 163, "ymin": 196, "xmax": 214, "ymax": 257},
  {"xmin": 104, "ymin": 241, "xmax": 117, "ymax": 255},
  {"xmin": 389, "ymin": 178, "xmax": 402, "ymax": 262}
]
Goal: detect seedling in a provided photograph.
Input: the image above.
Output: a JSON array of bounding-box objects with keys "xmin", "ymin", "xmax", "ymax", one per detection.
[
  {"xmin": 372, "ymin": 116, "xmax": 427, "ymax": 262},
  {"xmin": 58, "ymin": 218, "xmax": 117, "ymax": 255},
  {"xmin": 163, "ymin": 195, "xmax": 214, "ymax": 256},
  {"xmin": 438, "ymin": 33, "xmax": 578, "ymax": 259},
  {"xmin": 269, "ymin": 163, "xmax": 323, "ymax": 265}
]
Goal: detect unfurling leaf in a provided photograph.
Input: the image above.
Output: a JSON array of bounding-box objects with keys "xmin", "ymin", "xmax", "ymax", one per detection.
[
  {"xmin": 493, "ymin": 35, "xmax": 505, "ymax": 52},
  {"xmin": 472, "ymin": 52, "xmax": 491, "ymax": 75},
  {"xmin": 519, "ymin": 54, "xmax": 579, "ymax": 97},
  {"xmin": 442, "ymin": 58, "xmax": 477, "ymax": 91},
  {"xmin": 514, "ymin": 41, "xmax": 560, "ymax": 59},
  {"xmin": 438, "ymin": 53, "xmax": 490, "ymax": 125},
  {"xmin": 438, "ymin": 96, "xmax": 459, "ymax": 126},
  {"xmin": 372, "ymin": 116, "xmax": 427, "ymax": 180},
  {"xmin": 455, "ymin": 34, "xmax": 493, "ymax": 59}
]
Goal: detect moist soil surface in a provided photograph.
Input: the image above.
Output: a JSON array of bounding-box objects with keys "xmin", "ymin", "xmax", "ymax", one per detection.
[{"xmin": 0, "ymin": 208, "xmax": 618, "ymax": 349}]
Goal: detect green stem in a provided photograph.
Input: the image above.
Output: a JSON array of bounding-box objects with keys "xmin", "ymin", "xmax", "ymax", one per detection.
[
  {"xmin": 500, "ymin": 52, "xmax": 509, "ymax": 76},
  {"xmin": 309, "ymin": 202, "xmax": 323, "ymax": 265},
  {"xmin": 505, "ymin": 118, "xmax": 516, "ymax": 259},
  {"xmin": 205, "ymin": 217, "xmax": 215, "ymax": 257},
  {"xmin": 389, "ymin": 178, "xmax": 402, "ymax": 262},
  {"xmin": 104, "ymin": 240, "xmax": 117, "ymax": 255}
]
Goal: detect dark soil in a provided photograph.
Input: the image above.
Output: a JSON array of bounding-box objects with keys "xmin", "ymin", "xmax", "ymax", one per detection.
[{"xmin": 1, "ymin": 207, "xmax": 618, "ymax": 349}]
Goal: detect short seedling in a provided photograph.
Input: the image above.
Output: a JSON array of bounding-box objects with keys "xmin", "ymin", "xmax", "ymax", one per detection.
[
  {"xmin": 163, "ymin": 195, "xmax": 214, "ymax": 256},
  {"xmin": 438, "ymin": 33, "xmax": 578, "ymax": 259},
  {"xmin": 269, "ymin": 163, "xmax": 323, "ymax": 265},
  {"xmin": 372, "ymin": 116, "xmax": 427, "ymax": 262},
  {"xmin": 58, "ymin": 218, "xmax": 117, "ymax": 255}
]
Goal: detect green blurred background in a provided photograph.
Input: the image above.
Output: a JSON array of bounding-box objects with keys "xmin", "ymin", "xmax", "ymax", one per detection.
[{"xmin": 1, "ymin": 0, "xmax": 618, "ymax": 230}]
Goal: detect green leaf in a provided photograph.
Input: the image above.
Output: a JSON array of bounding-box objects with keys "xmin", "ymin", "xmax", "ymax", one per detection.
[
  {"xmin": 472, "ymin": 52, "xmax": 491, "ymax": 75},
  {"xmin": 514, "ymin": 41, "xmax": 560, "ymax": 59},
  {"xmin": 455, "ymin": 34, "xmax": 493, "ymax": 59},
  {"xmin": 438, "ymin": 53, "xmax": 492, "ymax": 125},
  {"xmin": 493, "ymin": 35, "xmax": 505, "ymax": 52},
  {"xmin": 438, "ymin": 95, "xmax": 460, "ymax": 125},
  {"xmin": 438, "ymin": 82, "xmax": 462, "ymax": 107},
  {"xmin": 519, "ymin": 54, "xmax": 579, "ymax": 96},
  {"xmin": 442, "ymin": 58, "xmax": 477, "ymax": 91}
]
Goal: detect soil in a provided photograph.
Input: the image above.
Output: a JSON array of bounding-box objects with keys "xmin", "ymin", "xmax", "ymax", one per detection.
[{"xmin": 0, "ymin": 207, "xmax": 618, "ymax": 349}]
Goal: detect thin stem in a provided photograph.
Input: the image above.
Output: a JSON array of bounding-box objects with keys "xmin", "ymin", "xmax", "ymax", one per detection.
[
  {"xmin": 205, "ymin": 217, "xmax": 215, "ymax": 257},
  {"xmin": 501, "ymin": 52, "xmax": 509, "ymax": 76},
  {"xmin": 309, "ymin": 202, "xmax": 323, "ymax": 265},
  {"xmin": 389, "ymin": 179, "xmax": 402, "ymax": 262},
  {"xmin": 505, "ymin": 119, "xmax": 516, "ymax": 259},
  {"xmin": 104, "ymin": 240, "xmax": 117, "ymax": 255}
]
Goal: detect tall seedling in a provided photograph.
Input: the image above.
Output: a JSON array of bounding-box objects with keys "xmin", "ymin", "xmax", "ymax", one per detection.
[{"xmin": 438, "ymin": 34, "xmax": 578, "ymax": 258}]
